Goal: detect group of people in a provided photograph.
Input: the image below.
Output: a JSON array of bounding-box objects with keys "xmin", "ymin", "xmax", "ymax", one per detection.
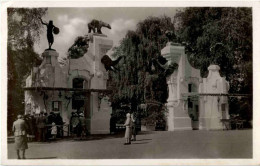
[
  {"xmin": 70, "ymin": 112, "xmax": 87, "ymax": 139},
  {"xmin": 35, "ymin": 111, "xmax": 64, "ymax": 142},
  {"xmin": 123, "ymin": 112, "xmax": 137, "ymax": 145},
  {"xmin": 12, "ymin": 109, "xmax": 138, "ymax": 159},
  {"xmin": 14, "ymin": 111, "xmax": 64, "ymax": 143},
  {"xmin": 12, "ymin": 112, "xmax": 64, "ymax": 159}
]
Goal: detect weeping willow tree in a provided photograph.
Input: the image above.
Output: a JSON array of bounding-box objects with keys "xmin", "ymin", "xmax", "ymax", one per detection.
[{"xmin": 108, "ymin": 16, "xmax": 177, "ymax": 123}]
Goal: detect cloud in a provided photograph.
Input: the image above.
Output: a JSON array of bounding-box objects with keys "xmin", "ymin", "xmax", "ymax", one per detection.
[
  {"xmin": 106, "ymin": 18, "xmax": 137, "ymax": 49},
  {"xmin": 35, "ymin": 15, "xmax": 89, "ymax": 59},
  {"xmin": 54, "ymin": 16, "xmax": 89, "ymax": 58},
  {"xmin": 110, "ymin": 18, "xmax": 136, "ymax": 35},
  {"xmin": 57, "ymin": 15, "xmax": 69, "ymax": 23},
  {"xmin": 34, "ymin": 16, "xmax": 137, "ymax": 61}
]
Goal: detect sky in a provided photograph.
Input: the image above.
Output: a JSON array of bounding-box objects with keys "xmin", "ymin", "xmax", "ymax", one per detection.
[{"xmin": 34, "ymin": 7, "xmax": 180, "ymax": 60}]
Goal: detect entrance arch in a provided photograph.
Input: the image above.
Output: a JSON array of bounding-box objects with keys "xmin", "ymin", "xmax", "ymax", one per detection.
[{"xmin": 72, "ymin": 77, "xmax": 91, "ymax": 132}]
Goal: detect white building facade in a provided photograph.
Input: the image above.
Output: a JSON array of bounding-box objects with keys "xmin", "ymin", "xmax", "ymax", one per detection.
[{"xmin": 24, "ymin": 34, "xmax": 113, "ymax": 134}]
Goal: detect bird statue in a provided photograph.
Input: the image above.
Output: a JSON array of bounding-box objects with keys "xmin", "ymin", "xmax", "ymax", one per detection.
[
  {"xmin": 101, "ymin": 55, "xmax": 123, "ymax": 72},
  {"xmin": 152, "ymin": 56, "xmax": 178, "ymax": 77}
]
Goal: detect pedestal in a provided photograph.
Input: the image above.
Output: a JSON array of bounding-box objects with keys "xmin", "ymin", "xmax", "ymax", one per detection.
[{"xmin": 166, "ymin": 102, "xmax": 192, "ymax": 131}]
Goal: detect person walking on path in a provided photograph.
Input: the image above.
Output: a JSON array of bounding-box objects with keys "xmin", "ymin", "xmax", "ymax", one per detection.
[
  {"xmin": 13, "ymin": 115, "xmax": 28, "ymax": 159},
  {"xmin": 123, "ymin": 113, "xmax": 132, "ymax": 145}
]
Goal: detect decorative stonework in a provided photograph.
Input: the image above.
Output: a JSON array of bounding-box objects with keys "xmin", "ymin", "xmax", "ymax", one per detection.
[
  {"xmin": 161, "ymin": 43, "xmax": 228, "ymax": 131},
  {"xmin": 25, "ymin": 35, "xmax": 114, "ymax": 135}
]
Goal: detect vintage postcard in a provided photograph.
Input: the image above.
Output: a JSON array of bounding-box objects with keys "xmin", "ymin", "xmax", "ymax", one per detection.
[{"xmin": 1, "ymin": 0, "xmax": 260, "ymax": 165}]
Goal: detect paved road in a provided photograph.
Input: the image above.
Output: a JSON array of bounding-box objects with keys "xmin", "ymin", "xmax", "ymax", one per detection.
[{"xmin": 7, "ymin": 130, "xmax": 252, "ymax": 159}]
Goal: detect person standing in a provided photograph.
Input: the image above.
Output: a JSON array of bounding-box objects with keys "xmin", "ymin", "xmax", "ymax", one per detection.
[
  {"xmin": 79, "ymin": 113, "xmax": 86, "ymax": 139},
  {"xmin": 46, "ymin": 112, "xmax": 55, "ymax": 140},
  {"xmin": 50, "ymin": 122, "xmax": 57, "ymax": 140},
  {"xmin": 30, "ymin": 113, "xmax": 36, "ymax": 141},
  {"xmin": 25, "ymin": 114, "xmax": 33, "ymax": 142},
  {"xmin": 36, "ymin": 112, "xmax": 46, "ymax": 142},
  {"xmin": 55, "ymin": 113, "xmax": 63, "ymax": 138},
  {"xmin": 123, "ymin": 113, "xmax": 132, "ymax": 145},
  {"xmin": 110, "ymin": 113, "xmax": 117, "ymax": 134},
  {"xmin": 131, "ymin": 112, "xmax": 137, "ymax": 141},
  {"xmin": 13, "ymin": 115, "xmax": 28, "ymax": 159},
  {"xmin": 70, "ymin": 112, "xmax": 80, "ymax": 138}
]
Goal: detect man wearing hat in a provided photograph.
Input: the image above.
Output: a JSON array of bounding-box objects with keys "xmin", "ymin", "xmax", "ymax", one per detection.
[{"xmin": 13, "ymin": 114, "xmax": 28, "ymax": 159}]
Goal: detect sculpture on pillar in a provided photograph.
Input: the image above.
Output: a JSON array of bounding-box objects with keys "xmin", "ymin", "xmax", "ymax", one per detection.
[
  {"xmin": 145, "ymin": 56, "xmax": 178, "ymax": 100},
  {"xmin": 88, "ymin": 19, "xmax": 111, "ymax": 34},
  {"xmin": 165, "ymin": 30, "xmax": 176, "ymax": 43},
  {"xmin": 68, "ymin": 35, "xmax": 90, "ymax": 59},
  {"xmin": 101, "ymin": 55, "xmax": 122, "ymax": 72},
  {"xmin": 152, "ymin": 56, "xmax": 178, "ymax": 77},
  {"xmin": 39, "ymin": 18, "xmax": 59, "ymax": 50}
]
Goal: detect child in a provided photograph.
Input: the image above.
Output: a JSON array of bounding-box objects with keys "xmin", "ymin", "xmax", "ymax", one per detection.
[{"xmin": 51, "ymin": 122, "xmax": 57, "ymax": 140}]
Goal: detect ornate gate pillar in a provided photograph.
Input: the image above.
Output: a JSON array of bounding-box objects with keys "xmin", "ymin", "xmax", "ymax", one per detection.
[{"xmin": 161, "ymin": 42, "xmax": 192, "ymax": 131}]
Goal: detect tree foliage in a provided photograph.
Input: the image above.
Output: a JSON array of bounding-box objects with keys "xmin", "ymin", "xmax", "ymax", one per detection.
[
  {"xmin": 174, "ymin": 7, "xmax": 252, "ymax": 120},
  {"xmin": 108, "ymin": 16, "xmax": 175, "ymax": 114},
  {"xmin": 174, "ymin": 7, "xmax": 252, "ymax": 94},
  {"xmin": 7, "ymin": 8, "xmax": 47, "ymax": 131}
]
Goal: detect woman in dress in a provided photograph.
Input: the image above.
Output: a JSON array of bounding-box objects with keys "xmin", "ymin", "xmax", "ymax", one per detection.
[
  {"xmin": 123, "ymin": 113, "xmax": 132, "ymax": 145},
  {"xmin": 13, "ymin": 115, "xmax": 28, "ymax": 159}
]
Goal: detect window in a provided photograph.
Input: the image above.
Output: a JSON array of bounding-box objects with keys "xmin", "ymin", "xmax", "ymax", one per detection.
[
  {"xmin": 72, "ymin": 99, "xmax": 85, "ymax": 110},
  {"xmin": 73, "ymin": 78, "xmax": 85, "ymax": 89},
  {"xmin": 52, "ymin": 101, "xmax": 61, "ymax": 112},
  {"xmin": 188, "ymin": 84, "xmax": 192, "ymax": 92}
]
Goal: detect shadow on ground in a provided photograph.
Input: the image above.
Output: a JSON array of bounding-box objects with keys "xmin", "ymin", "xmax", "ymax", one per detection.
[
  {"xmin": 26, "ymin": 157, "xmax": 57, "ymax": 159},
  {"xmin": 66, "ymin": 131, "xmax": 153, "ymax": 142}
]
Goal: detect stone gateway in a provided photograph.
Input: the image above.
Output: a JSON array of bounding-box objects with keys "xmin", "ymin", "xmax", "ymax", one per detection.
[{"xmin": 161, "ymin": 42, "xmax": 230, "ymax": 131}]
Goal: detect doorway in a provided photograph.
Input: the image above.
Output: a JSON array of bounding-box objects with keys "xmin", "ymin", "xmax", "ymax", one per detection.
[{"xmin": 72, "ymin": 78, "xmax": 91, "ymax": 131}]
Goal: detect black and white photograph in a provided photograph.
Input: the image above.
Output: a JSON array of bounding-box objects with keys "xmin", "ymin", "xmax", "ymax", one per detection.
[{"xmin": 1, "ymin": 1, "xmax": 259, "ymax": 165}]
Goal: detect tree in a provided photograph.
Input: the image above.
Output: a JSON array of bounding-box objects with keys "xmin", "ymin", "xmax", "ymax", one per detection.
[
  {"xmin": 7, "ymin": 8, "xmax": 47, "ymax": 132},
  {"xmin": 174, "ymin": 7, "xmax": 252, "ymax": 120},
  {"xmin": 108, "ymin": 16, "xmax": 177, "ymax": 122}
]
